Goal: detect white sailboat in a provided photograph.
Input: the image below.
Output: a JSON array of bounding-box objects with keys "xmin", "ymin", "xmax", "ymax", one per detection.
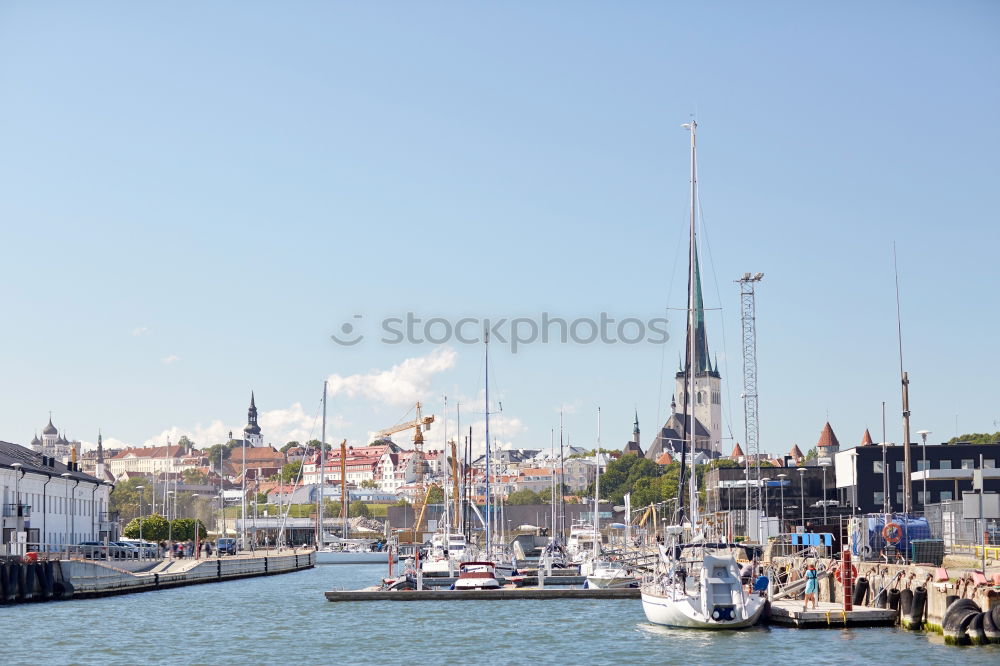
[{"xmin": 640, "ymin": 120, "xmax": 765, "ymax": 630}]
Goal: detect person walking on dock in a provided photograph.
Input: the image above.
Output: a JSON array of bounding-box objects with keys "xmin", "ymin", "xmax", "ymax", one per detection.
[{"xmin": 803, "ymin": 563, "xmax": 818, "ymax": 611}]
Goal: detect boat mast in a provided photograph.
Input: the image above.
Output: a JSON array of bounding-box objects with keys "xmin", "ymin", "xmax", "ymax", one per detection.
[
  {"xmin": 686, "ymin": 120, "xmax": 700, "ymax": 527},
  {"xmin": 319, "ymin": 380, "xmax": 326, "ymax": 547},
  {"xmin": 484, "ymin": 330, "xmax": 491, "ymax": 555},
  {"xmin": 594, "ymin": 406, "xmax": 601, "ymax": 557}
]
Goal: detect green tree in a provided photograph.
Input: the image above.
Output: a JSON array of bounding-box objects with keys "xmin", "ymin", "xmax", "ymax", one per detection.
[
  {"xmin": 279, "ymin": 461, "xmax": 302, "ymax": 483},
  {"xmin": 805, "ymin": 447, "xmax": 818, "ymax": 461},
  {"xmin": 360, "ymin": 479, "xmax": 379, "ymax": 489},
  {"xmin": 280, "ymin": 441, "xmax": 300, "ymax": 453},
  {"xmin": 177, "ymin": 435, "xmax": 195, "ymax": 451},
  {"xmin": 425, "ymin": 486, "xmax": 444, "ymax": 504},
  {"xmin": 349, "ymin": 502, "xmax": 372, "ymax": 518},
  {"xmin": 507, "ymin": 489, "xmax": 545, "ymax": 505},
  {"xmin": 307, "ymin": 439, "xmax": 331, "ymax": 452},
  {"xmin": 392, "ymin": 498, "xmax": 410, "ymax": 507},
  {"xmin": 170, "ymin": 518, "xmax": 208, "ymax": 541},
  {"xmin": 123, "ymin": 513, "xmax": 170, "ymax": 541},
  {"xmin": 206, "ymin": 443, "xmax": 232, "ymax": 463},
  {"xmin": 947, "ymin": 432, "xmax": 1000, "ymax": 445}
]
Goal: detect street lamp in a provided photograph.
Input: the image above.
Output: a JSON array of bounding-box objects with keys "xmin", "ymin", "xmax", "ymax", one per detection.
[
  {"xmin": 760, "ymin": 478, "xmax": 771, "ymax": 542},
  {"xmin": 916, "ymin": 430, "xmax": 931, "ymax": 510},
  {"xmin": 136, "ymin": 485, "xmax": 145, "ymax": 543},
  {"xmin": 60, "ymin": 472, "xmax": 74, "ymax": 550},
  {"xmin": 818, "ymin": 459, "xmax": 832, "ymax": 524},
  {"xmin": 191, "ymin": 494, "xmax": 201, "ymax": 558},
  {"xmin": 797, "ymin": 468, "xmax": 807, "ymax": 530},
  {"xmin": 777, "ymin": 473, "xmax": 787, "ymax": 532}
]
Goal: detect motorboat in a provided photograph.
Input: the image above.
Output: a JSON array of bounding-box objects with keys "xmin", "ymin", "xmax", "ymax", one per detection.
[
  {"xmin": 316, "ymin": 538, "xmax": 396, "ymax": 565},
  {"xmin": 641, "ymin": 544, "xmax": 765, "ymax": 629},
  {"xmin": 452, "ymin": 561, "xmax": 502, "ymax": 590},
  {"xmin": 583, "ymin": 558, "xmax": 640, "ymax": 589}
]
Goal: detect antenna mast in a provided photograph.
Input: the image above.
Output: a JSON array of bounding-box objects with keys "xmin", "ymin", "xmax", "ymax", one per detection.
[{"xmin": 738, "ymin": 273, "xmax": 764, "ymax": 542}]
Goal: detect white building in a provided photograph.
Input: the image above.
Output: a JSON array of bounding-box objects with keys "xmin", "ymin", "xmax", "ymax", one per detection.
[
  {"xmin": 108, "ymin": 444, "xmax": 194, "ymax": 479},
  {"xmin": 1, "ymin": 440, "xmax": 114, "ymax": 552}
]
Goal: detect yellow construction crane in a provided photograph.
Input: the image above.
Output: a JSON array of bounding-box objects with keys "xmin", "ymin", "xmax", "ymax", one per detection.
[{"xmin": 375, "ymin": 402, "xmax": 435, "ymax": 483}]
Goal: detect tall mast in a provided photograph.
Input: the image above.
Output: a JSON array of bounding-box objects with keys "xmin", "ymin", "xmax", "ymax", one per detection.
[
  {"xmin": 319, "ymin": 381, "xmax": 326, "ymax": 546},
  {"xmin": 687, "ymin": 120, "xmax": 699, "ymax": 526},
  {"xmin": 484, "ymin": 330, "xmax": 491, "ymax": 554},
  {"xmin": 594, "ymin": 406, "xmax": 601, "ymax": 557}
]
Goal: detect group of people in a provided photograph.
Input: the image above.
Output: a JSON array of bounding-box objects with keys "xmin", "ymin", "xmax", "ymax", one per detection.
[{"xmin": 157, "ymin": 540, "xmax": 215, "ymax": 558}]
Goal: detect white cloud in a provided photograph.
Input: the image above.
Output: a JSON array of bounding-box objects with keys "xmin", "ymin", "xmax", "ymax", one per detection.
[
  {"xmin": 77, "ymin": 436, "xmax": 130, "ymax": 452},
  {"xmin": 162, "ymin": 355, "xmax": 181, "ymax": 365},
  {"xmin": 132, "ymin": 326, "xmax": 150, "ymax": 336},
  {"xmin": 327, "ymin": 347, "xmax": 457, "ymax": 406}
]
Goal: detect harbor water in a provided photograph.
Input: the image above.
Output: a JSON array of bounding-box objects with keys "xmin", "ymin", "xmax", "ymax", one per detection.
[{"xmin": 7, "ymin": 564, "xmax": 997, "ymax": 664}]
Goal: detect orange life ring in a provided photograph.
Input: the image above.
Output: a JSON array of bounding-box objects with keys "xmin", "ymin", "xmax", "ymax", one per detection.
[
  {"xmin": 834, "ymin": 563, "xmax": 857, "ymax": 583},
  {"xmin": 882, "ymin": 522, "xmax": 903, "ymax": 544}
]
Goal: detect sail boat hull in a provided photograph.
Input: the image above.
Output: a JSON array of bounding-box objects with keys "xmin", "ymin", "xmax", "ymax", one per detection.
[{"xmin": 641, "ymin": 588, "xmax": 765, "ymax": 629}]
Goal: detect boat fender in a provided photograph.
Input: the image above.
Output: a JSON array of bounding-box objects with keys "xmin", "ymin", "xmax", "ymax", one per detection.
[
  {"xmin": 887, "ymin": 588, "xmax": 901, "ymax": 611},
  {"xmin": 909, "ymin": 586, "xmax": 927, "ymax": 628},
  {"xmin": 873, "ymin": 586, "xmax": 888, "ymax": 608},
  {"xmin": 852, "ymin": 577, "xmax": 869, "ymax": 606},
  {"xmin": 992, "ymin": 604, "xmax": 1000, "ymax": 636},
  {"xmin": 941, "ymin": 598, "xmax": 980, "ymax": 644},
  {"xmin": 982, "ymin": 605, "xmax": 1000, "ymax": 643},
  {"xmin": 899, "ymin": 588, "xmax": 913, "ymax": 618},
  {"xmin": 966, "ymin": 612, "xmax": 987, "ymax": 645}
]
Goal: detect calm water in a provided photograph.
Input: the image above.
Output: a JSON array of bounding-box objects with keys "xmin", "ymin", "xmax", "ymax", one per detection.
[{"xmin": 6, "ymin": 564, "xmax": 995, "ymax": 665}]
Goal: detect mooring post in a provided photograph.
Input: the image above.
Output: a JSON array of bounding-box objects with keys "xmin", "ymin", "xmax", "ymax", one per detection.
[{"xmin": 843, "ymin": 548, "xmax": 853, "ymax": 612}]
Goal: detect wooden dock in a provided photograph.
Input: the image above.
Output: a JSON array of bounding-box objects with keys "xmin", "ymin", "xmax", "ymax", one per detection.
[
  {"xmin": 325, "ymin": 587, "xmax": 640, "ymax": 602},
  {"xmin": 767, "ymin": 600, "xmax": 897, "ymax": 627},
  {"xmin": 421, "ymin": 575, "xmax": 586, "ymax": 587}
]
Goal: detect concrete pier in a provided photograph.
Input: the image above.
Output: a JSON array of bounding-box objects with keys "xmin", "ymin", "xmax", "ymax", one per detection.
[
  {"xmin": 767, "ymin": 600, "xmax": 897, "ymax": 627},
  {"xmin": 325, "ymin": 587, "xmax": 639, "ymax": 601}
]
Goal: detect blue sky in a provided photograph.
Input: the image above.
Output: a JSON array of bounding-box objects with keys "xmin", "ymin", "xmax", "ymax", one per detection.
[{"xmin": 1, "ymin": 1, "xmax": 997, "ymax": 457}]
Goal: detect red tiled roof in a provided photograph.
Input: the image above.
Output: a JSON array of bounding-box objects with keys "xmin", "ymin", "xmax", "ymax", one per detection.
[
  {"xmin": 789, "ymin": 444, "xmax": 804, "ymax": 460},
  {"xmin": 731, "ymin": 442, "xmax": 744, "ymax": 459},
  {"xmin": 817, "ymin": 422, "xmax": 840, "ymax": 448},
  {"xmin": 656, "ymin": 452, "xmax": 674, "ymax": 465},
  {"xmin": 860, "ymin": 429, "xmax": 874, "ymax": 446}
]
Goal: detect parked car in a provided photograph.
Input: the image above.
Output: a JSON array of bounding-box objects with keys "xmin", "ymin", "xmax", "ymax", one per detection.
[
  {"xmin": 111, "ymin": 541, "xmax": 140, "ymax": 559},
  {"xmin": 121, "ymin": 539, "xmax": 159, "ymax": 558},
  {"xmin": 76, "ymin": 541, "xmax": 110, "ymax": 559},
  {"xmin": 216, "ymin": 538, "xmax": 238, "ymax": 556},
  {"xmin": 812, "ymin": 500, "xmax": 840, "ymax": 508}
]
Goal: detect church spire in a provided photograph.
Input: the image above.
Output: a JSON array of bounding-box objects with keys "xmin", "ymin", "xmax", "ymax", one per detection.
[{"xmin": 244, "ymin": 391, "xmax": 261, "ymax": 438}]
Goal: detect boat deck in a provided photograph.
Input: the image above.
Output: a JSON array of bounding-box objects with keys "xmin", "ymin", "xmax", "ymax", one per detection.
[{"xmin": 767, "ymin": 600, "xmax": 897, "ymax": 627}]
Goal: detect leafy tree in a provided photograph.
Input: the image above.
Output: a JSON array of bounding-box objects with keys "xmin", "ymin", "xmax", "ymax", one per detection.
[
  {"xmin": 566, "ymin": 448, "xmax": 619, "ymax": 460},
  {"xmin": 360, "ymin": 479, "xmax": 379, "ymax": 489},
  {"xmin": 507, "ymin": 489, "xmax": 546, "ymax": 505},
  {"xmin": 392, "ymin": 498, "xmax": 410, "ymax": 507},
  {"xmin": 177, "ymin": 435, "xmax": 195, "ymax": 451},
  {"xmin": 170, "ymin": 518, "xmax": 207, "ymax": 541},
  {"xmin": 279, "ymin": 461, "xmax": 302, "ymax": 483},
  {"xmin": 349, "ymin": 502, "xmax": 372, "ymax": 518},
  {"xmin": 281, "ymin": 441, "xmax": 300, "ymax": 453},
  {"xmin": 805, "ymin": 447, "xmax": 818, "ymax": 461},
  {"xmin": 948, "ymin": 432, "xmax": 1000, "ymax": 445},
  {"xmin": 123, "ymin": 513, "xmax": 170, "ymax": 541},
  {"xmin": 425, "ymin": 486, "xmax": 444, "ymax": 504},
  {"xmin": 307, "ymin": 439, "xmax": 332, "ymax": 452},
  {"xmin": 206, "ymin": 443, "xmax": 232, "ymax": 463}
]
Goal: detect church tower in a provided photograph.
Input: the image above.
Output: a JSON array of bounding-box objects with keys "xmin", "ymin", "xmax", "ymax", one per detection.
[
  {"xmin": 673, "ymin": 244, "xmax": 722, "ymax": 456},
  {"xmin": 243, "ymin": 392, "xmax": 263, "ymax": 447}
]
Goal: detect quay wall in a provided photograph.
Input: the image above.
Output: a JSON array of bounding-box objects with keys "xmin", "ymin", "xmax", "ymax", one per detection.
[
  {"xmin": 1, "ymin": 550, "xmax": 314, "ymax": 603},
  {"xmin": 772, "ymin": 556, "xmax": 999, "ymax": 629}
]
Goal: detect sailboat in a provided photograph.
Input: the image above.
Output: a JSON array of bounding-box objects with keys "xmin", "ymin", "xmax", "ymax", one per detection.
[{"xmin": 639, "ymin": 121, "xmax": 765, "ymax": 629}]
